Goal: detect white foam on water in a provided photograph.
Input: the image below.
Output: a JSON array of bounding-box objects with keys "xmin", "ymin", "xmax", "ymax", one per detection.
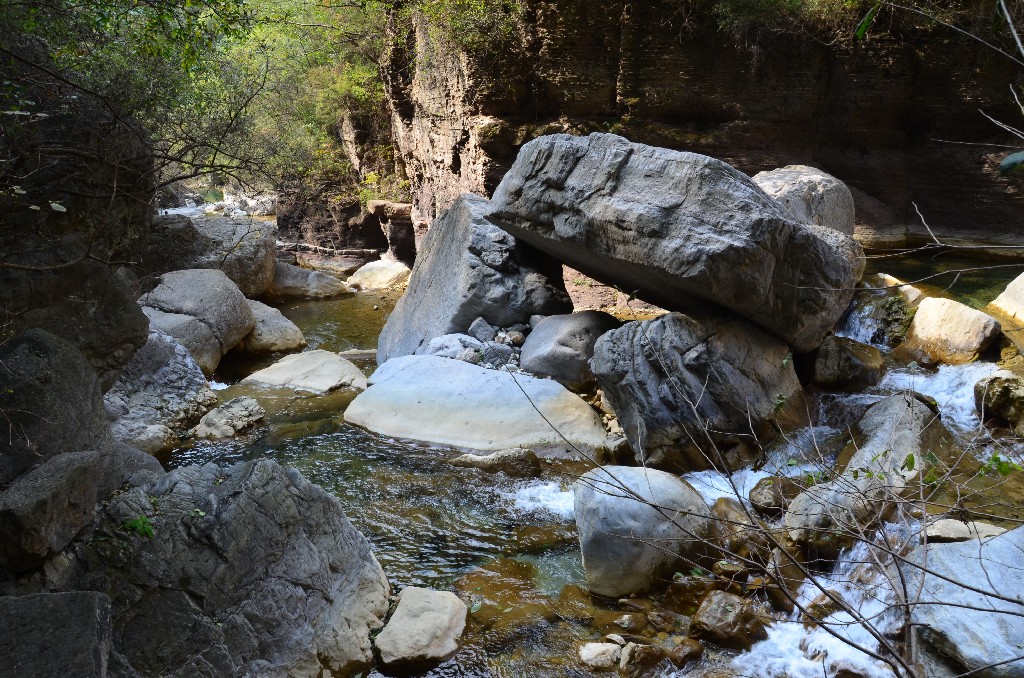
[
  {"xmin": 731, "ymin": 536, "xmax": 903, "ymax": 678},
  {"xmin": 877, "ymin": 362, "xmax": 1000, "ymax": 433},
  {"xmin": 509, "ymin": 481, "xmax": 575, "ymax": 521},
  {"xmin": 681, "ymin": 468, "xmax": 773, "ymax": 506},
  {"xmin": 209, "ymin": 380, "xmax": 230, "ymax": 391}
]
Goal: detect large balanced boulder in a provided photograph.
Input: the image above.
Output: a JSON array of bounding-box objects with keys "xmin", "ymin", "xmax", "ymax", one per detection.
[
  {"xmin": 574, "ymin": 466, "xmax": 714, "ymax": 597},
  {"xmin": 140, "ymin": 214, "xmax": 277, "ymax": 296},
  {"xmin": 104, "ymin": 330, "xmax": 218, "ymax": 455},
  {"xmin": 374, "ymin": 587, "xmax": 467, "ymax": 669},
  {"xmin": 519, "ymin": 311, "xmax": 622, "ymax": 390},
  {"xmin": 751, "ymin": 165, "xmax": 856, "ymax": 236},
  {"xmin": 58, "ymin": 459, "xmax": 390, "ymax": 677},
  {"xmin": 785, "ymin": 393, "xmax": 955, "ymax": 560},
  {"xmin": 237, "ymin": 299, "xmax": 307, "ymax": 354},
  {"xmin": 0, "ymin": 592, "xmax": 113, "ymax": 678},
  {"xmin": 0, "ymin": 330, "xmax": 115, "ymax": 486},
  {"xmin": 487, "ymin": 133, "xmax": 864, "ymax": 353},
  {"xmin": 592, "ymin": 312, "xmax": 803, "ymax": 472},
  {"xmin": 376, "ymin": 193, "xmax": 571, "ymax": 364},
  {"xmin": 906, "ymin": 526, "xmax": 1024, "ymax": 678},
  {"xmin": 138, "ymin": 269, "xmax": 255, "ymax": 375},
  {"xmin": 901, "ymin": 297, "xmax": 1001, "ymax": 365},
  {"xmin": 266, "ymin": 262, "xmax": 350, "ymax": 299},
  {"xmin": 345, "ymin": 355, "xmax": 608, "ymax": 456},
  {"xmin": 975, "ymin": 369, "xmax": 1024, "ymax": 434}
]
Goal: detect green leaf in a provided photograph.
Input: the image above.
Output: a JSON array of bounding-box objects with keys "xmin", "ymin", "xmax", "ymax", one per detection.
[
  {"xmin": 854, "ymin": 2, "xmax": 882, "ymax": 41},
  {"xmin": 903, "ymin": 453, "xmax": 915, "ymax": 472},
  {"xmin": 999, "ymin": 151, "xmax": 1024, "ymax": 175}
]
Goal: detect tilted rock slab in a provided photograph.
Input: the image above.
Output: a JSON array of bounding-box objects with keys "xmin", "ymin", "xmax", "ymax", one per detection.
[
  {"xmin": 488, "ymin": 133, "xmax": 864, "ymax": 353},
  {"xmin": 574, "ymin": 465, "xmax": 713, "ymax": 597},
  {"xmin": 345, "ymin": 355, "xmax": 608, "ymax": 457},
  {"xmin": 376, "ymin": 193, "xmax": 571, "ymax": 364},
  {"xmin": 592, "ymin": 312, "xmax": 803, "ymax": 472},
  {"xmin": 192, "ymin": 396, "xmax": 265, "ymax": 439},
  {"xmin": 58, "ymin": 459, "xmax": 390, "ymax": 678},
  {"xmin": 266, "ymin": 262, "xmax": 351, "ymax": 299},
  {"xmin": 988, "ymin": 271, "xmax": 1024, "ymax": 323}
]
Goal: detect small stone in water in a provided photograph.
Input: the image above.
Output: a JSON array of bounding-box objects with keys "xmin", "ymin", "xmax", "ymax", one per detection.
[
  {"xmin": 373, "ymin": 304, "xmax": 379, "ymax": 310},
  {"xmin": 578, "ymin": 642, "xmax": 621, "ymax": 670}
]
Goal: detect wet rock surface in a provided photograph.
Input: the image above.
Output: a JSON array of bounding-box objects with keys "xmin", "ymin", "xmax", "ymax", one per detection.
[{"xmin": 192, "ymin": 397, "xmax": 265, "ymax": 439}]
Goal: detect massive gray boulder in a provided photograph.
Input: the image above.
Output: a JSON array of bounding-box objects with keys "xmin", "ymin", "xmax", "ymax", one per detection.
[
  {"xmin": 0, "ymin": 592, "xmax": 113, "ymax": 678},
  {"xmin": 751, "ymin": 165, "xmax": 856, "ymax": 236},
  {"xmin": 574, "ymin": 466, "xmax": 714, "ymax": 597},
  {"xmin": 104, "ymin": 330, "xmax": 218, "ymax": 455},
  {"xmin": 138, "ymin": 269, "xmax": 255, "ymax": 375},
  {"xmin": 0, "ymin": 330, "xmax": 115, "ymax": 486},
  {"xmin": 376, "ymin": 193, "xmax": 571, "ymax": 364},
  {"xmin": 139, "ymin": 214, "xmax": 277, "ymax": 296},
  {"xmin": 519, "ymin": 311, "xmax": 621, "ymax": 390},
  {"xmin": 57, "ymin": 459, "xmax": 390, "ymax": 678},
  {"xmin": 487, "ymin": 133, "xmax": 864, "ymax": 353},
  {"xmin": 906, "ymin": 526, "xmax": 1024, "ymax": 678},
  {"xmin": 592, "ymin": 312, "xmax": 803, "ymax": 472}
]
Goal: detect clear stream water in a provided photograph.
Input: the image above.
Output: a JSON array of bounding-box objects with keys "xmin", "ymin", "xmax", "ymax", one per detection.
[{"xmin": 167, "ymin": 253, "xmax": 1024, "ymax": 678}]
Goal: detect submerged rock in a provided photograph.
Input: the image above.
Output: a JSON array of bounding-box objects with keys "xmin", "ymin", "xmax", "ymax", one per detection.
[
  {"xmin": 449, "ymin": 448, "xmax": 542, "ymax": 478},
  {"xmin": 104, "ymin": 330, "xmax": 217, "ymax": 455},
  {"xmin": 242, "ymin": 350, "xmax": 368, "ymax": 392},
  {"xmin": 374, "ymin": 587, "xmax": 467, "ymax": 669},
  {"xmin": 574, "ymin": 466, "xmax": 714, "ymax": 597},
  {"xmin": 192, "ymin": 397, "xmax": 265, "ymax": 439},
  {"xmin": 237, "ymin": 299, "xmax": 307, "ymax": 354},
  {"xmin": 347, "ymin": 259, "xmax": 411, "ymax": 290},
  {"xmin": 266, "ymin": 262, "xmax": 350, "ymax": 299},
  {"xmin": 488, "ymin": 133, "xmax": 864, "ymax": 352},
  {"xmin": 0, "ymin": 592, "xmax": 112, "ymax": 678},
  {"xmin": 902, "ymin": 297, "xmax": 1001, "ymax": 365},
  {"xmin": 592, "ymin": 312, "xmax": 803, "ymax": 472},
  {"xmin": 139, "ymin": 269, "xmax": 255, "ymax": 375},
  {"xmin": 376, "ymin": 193, "xmax": 571, "ymax": 364},
  {"xmin": 346, "ymin": 355, "xmax": 608, "ymax": 456},
  {"xmin": 752, "ymin": 164, "xmax": 856, "ymax": 236},
  {"xmin": 519, "ymin": 311, "xmax": 622, "ymax": 390},
  {"xmin": 59, "ymin": 459, "xmax": 390, "ymax": 677}
]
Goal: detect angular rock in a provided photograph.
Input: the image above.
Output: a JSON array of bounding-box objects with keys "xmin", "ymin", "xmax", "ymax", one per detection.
[
  {"xmin": 141, "ymin": 307, "xmax": 221, "ymax": 377},
  {"xmin": 592, "ymin": 312, "xmax": 803, "ymax": 472},
  {"xmin": 749, "ymin": 476, "xmax": 804, "ymax": 519},
  {"xmin": 0, "ymin": 451, "xmax": 99, "ymax": 573},
  {"xmin": 346, "ymin": 355, "xmax": 608, "ymax": 457},
  {"xmin": 712, "ymin": 497, "xmax": 772, "ymax": 566},
  {"xmin": 369, "ymin": 200, "xmax": 417, "ymax": 266},
  {"xmin": 237, "ymin": 300, "xmax": 307, "ymax": 354},
  {"xmin": 925, "ymin": 519, "xmax": 1007, "ymax": 543},
  {"xmin": 802, "ymin": 334, "xmax": 885, "ymax": 391},
  {"xmin": 347, "ymin": 259, "xmax": 411, "ymax": 291},
  {"xmin": 374, "ymin": 587, "xmax": 467, "ymax": 668},
  {"xmin": 905, "ymin": 526, "xmax": 1024, "ymax": 678},
  {"xmin": 192, "ymin": 397, "xmax": 265, "ymax": 439},
  {"xmin": 574, "ymin": 466, "xmax": 714, "ymax": 597},
  {"xmin": 140, "ymin": 214, "xmax": 277, "ymax": 296},
  {"xmin": 377, "ymin": 193, "xmax": 571, "ymax": 364},
  {"xmin": 520, "ymin": 311, "xmax": 621, "ymax": 390},
  {"xmin": 902, "ymin": 297, "xmax": 1001, "ymax": 365},
  {"xmin": 138, "ymin": 269, "xmax": 255, "ymax": 375},
  {"xmin": 752, "ymin": 165, "xmax": 856, "ymax": 236},
  {"xmin": 62, "ymin": 460, "xmax": 390, "ymax": 677},
  {"xmin": 988, "ymin": 271, "xmax": 1024, "ymax": 323},
  {"xmin": 468, "ymin": 317, "xmax": 498, "ymax": 342},
  {"xmin": 619, "ymin": 641, "xmax": 667, "ymax": 677},
  {"xmin": 266, "ymin": 262, "xmax": 351, "ymax": 299},
  {"xmin": 415, "ymin": 333, "xmax": 514, "ymax": 366},
  {"xmin": 785, "ymin": 393, "xmax": 955, "ymax": 560},
  {"xmin": 688, "ymin": 590, "xmax": 768, "ymax": 650},
  {"xmin": 578, "ymin": 642, "xmax": 621, "ymax": 670},
  {"xmin": 242, "ymin": 350, "xmax": 368, "ymax": 392},
  {"xmin": 0, "ymin": 330, "xmax": 114, "ymax": 486},
  {"xmin": 449, "ymin": 448, "xmax": 542, "ymax": 478},
  {"xmin": 104, "ymin": 330, "xmax": 218, "ymax": 456},
  {"xmin": 975, "ymin": 369, "xmax": 1024, "ymax": 434},
  {"xmin": 0, "ymin": 592, "xmax": 112, "ymax": 678},
  {"xmin": 488, "ymin": 133, "xmax": 864, "ymax": 352}
]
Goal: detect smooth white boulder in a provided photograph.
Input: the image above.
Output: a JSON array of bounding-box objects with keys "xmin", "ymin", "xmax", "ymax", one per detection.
[
  {"xmin": 347, "ymin": 259, "xmax": 411, "ymax": 291},
  {"xmin": 238, "ymin": 300, "xmax": 307, "ymax": 354},
  {"xmin": 988, "ymin": 271, "xmax": 1024, "ymax": 322},
  {"xmin": 373, "ymin": 587, "xmax": 466, "ymax": 668},
  {"xmin": 345, "ymin": 355, "xmax": 608, "ymax": 456},
  {"xmin": 902, "ymin": 297, "xmax": 1001, "ymax": 365},
  {"xmin": 267, "ymin": 262, "xmax": 350, "ymax": 299},
  {"xmin": 241, "ymin": 350, "xmax": 367, "ymax": 392},
  {"xmin": 578, "ymin": 642, "xmax": 622, "ymax": 670}
]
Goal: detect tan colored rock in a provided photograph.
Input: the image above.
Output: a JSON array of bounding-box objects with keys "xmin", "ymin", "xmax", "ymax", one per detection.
[
  {"xmin": 988, "ymin": 271, "xmax": 1024, "ymax": 323},
  {"xmin": 878, "ymin": 273, "xmax": 927, "ymax": 308},
  {"xmin": 374, "ymin": 587, "xmax": 466, "ymax": 668},
  {"xmin": 688, "ymin": 590, "xmax": 768, "ymax": 651},
  {"xmin": 975, "ymin": 369, "xmax": 1024, "ymax": 433},
  {"xmin": 806, "ymin": 335, "xmax": 885, "ymax": 391},
  {"xmin": 267, "ymin": 262, "xmax": 350, "ymax": 299},
  {"xmin": 242, "ymin": 350, "xmax": 367, "ymax": 392},
  {"xmin": 902, "ymin": 297, "xmax": 1000, "ymax": 365},
  {"xmin": 347, "ymin": 259, "xmax": 411, "ymax": 290}
]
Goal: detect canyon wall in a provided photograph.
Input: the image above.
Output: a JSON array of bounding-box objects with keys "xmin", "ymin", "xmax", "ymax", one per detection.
[{"xmin": 380, "ymin": 1, "xmax": 1024, "ymax": 248}]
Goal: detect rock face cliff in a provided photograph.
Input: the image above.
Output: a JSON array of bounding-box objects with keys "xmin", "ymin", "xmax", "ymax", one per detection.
[{"xmin": 380, "ymin": 2, "xmax": 1024, "ymax": 247}]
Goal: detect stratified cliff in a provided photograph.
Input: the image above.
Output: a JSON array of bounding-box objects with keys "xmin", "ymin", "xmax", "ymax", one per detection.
[{"xmin": 379, "ymin": 1, "xmax": 1024, "ymax": 248}]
